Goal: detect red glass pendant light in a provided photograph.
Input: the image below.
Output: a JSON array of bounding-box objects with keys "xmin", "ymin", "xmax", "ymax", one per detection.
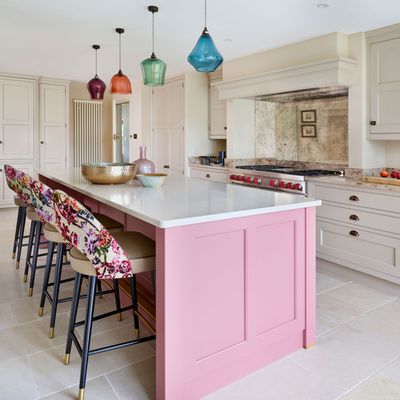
[
  {"xmin": 87, "ymin": 45, "xmax": 106, "ymax": 100},
  {"xmin": 110, "ymin": 28, "xmax": 132, "ymax": 94}
]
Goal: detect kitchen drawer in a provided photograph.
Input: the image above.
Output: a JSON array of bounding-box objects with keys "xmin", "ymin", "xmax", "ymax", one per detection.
[
  {"xmin": 317, "ymin": 203, "xmax": 400, "ymax": 235},
  {"xmin": 317, "ymin": 220, "xmax": 400, "ymax": 279},
  {"xmin": 313, "ymin": 184, "xmax": 400, "ymax": 213},
  {"xmin": 190, "ymin": 168, "xmax": 228, "ymax": 183}
]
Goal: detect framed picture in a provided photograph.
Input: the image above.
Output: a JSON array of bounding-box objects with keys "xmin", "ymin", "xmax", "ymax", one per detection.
[
  {"xmin": 301, "ymin": 110, "xmax": 316, "ymax": 123},
  {"xmin": 301, "ymin": 125, "xmax": 317, "ymax": 138}
]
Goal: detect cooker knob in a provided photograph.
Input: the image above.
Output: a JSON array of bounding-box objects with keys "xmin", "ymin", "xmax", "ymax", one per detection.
[
  {"xmin": 230, "ymin": 174, "xmax": 235, "ymax": 180},
  {"xmin": 293, "ymin": 183, "xmax": 302, "ymax": 191},
  {"xmin": 253, "ymin": 178, "xmax": 259, "ymax": 184},
  {"xmin": 278, "ymin": 181, "xmax": 285, "ymax": 188},
  {"xmin": 245, "ymin": 177, "xmax": 252, "ymax": 183},
  {"xmin": 269, "ymin": 179, "xmax": 275, "ymax": 187},
  {"xmin": 240, "ymin": 176, "xmax": 245, "ymax": 182},
  {"xmin": 286, "ymin": 182, "xmax": 293, "ymax": 189}
]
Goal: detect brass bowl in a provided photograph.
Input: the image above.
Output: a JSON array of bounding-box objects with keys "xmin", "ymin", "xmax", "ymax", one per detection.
[{"xmin": 81, "ymin": 163, "xmax": 137, "ymax": 184}]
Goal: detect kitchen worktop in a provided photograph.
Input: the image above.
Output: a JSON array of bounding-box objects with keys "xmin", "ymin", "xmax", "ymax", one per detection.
[
  {"xmin": 307, "ymin": 175, "xmax": 400, "ymax": 194},
  {"xmin": 38, "ymin": 168, "xmax": 320, "ymax": 228},
  {"xmin": 189, "ymin": 163, "xmax": 229, "ymax": 172}
]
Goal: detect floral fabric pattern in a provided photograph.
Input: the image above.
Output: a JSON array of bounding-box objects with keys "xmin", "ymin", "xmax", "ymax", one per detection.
[
  {"xmin": 53, "ymin": 190, "xmax": 132, "ymax": 280},
  {"xmin": 4, "ymin": 165, "xmax": 34, "ymax": 207}
]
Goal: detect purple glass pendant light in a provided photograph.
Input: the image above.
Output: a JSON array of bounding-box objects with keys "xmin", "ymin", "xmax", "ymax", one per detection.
[{"xmin": 87, "ymin": 45, "xmax": 106, "ymax": 100}]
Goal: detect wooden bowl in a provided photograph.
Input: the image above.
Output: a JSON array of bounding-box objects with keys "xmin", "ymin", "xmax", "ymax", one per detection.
[{"xmin": 81, "ymin": 163, "xmax": 137, "ymax": 184}]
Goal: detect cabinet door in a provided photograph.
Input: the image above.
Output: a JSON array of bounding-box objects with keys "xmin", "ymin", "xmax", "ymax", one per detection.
[
  {"xmin": 370, "ymin": 38, "xmax": 400, "ymax": 135},
  {"xmin": 0, "ymin": 162, "xmax": 34, "ymax": 207},
  {"xmin": 39, "ymin": 84, "xmax": 67, "ymax": 170},
  {"xmin": 209, "ymin": 85, "xmax": 226, "ymax": 139},
  {"xmin": 151, "ymin": 80, "xmax": 184, "ymax": 175},
  {"xmin": 0, "ymin": 79, "xmax": 35, "ymax": 160}
]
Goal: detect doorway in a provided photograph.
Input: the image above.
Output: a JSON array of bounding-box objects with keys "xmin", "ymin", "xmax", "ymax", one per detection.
[{"xmin": 113, "ymin": 101, "xmax": 130, "ymax": 163}]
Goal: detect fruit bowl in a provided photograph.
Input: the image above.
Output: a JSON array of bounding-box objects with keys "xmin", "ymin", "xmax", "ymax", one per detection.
[
  {"xmin": 81, "ymin": 163, "xmax": 137, "ymax": 184},
  {"xmin": 136, "ymin": 173, "xmax": 167, "ymax": 188}
]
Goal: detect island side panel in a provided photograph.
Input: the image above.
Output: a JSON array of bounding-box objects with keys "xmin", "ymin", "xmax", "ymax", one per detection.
[
  {"xmin": 304, "ymin": 206, "xmax": 317, "ymax": 348},
  {"xmin": 156, "ymin": 207, "xmax": 315, "ymax": 400}
]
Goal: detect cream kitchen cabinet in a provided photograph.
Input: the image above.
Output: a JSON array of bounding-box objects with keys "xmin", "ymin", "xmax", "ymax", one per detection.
[
  {"xmin": 39, "ymin": 81, "xmax": 68, "ymax": 170},
  {"xmin": 190, "ymin": 166, "xmax": 228, "ymax": 183},
  {"xmin": 308, "ymin": 180, "xmax": 400, "ymax": 284},
  {"xmin": 368, "ymin": 28, "xmax": 400, "ymax": 138},
  {"xmin": 152, "ymin": 78, "xmax": 185, "ymax": 175},
  {"xmin": 209, "ymin": 83, "xmax": 227, "ymax": 139}
]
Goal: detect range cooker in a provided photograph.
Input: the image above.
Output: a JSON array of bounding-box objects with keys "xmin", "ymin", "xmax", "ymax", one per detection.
[{"xmin": 229, "ymin": 165, "xmax": 343, "ymax": 195}]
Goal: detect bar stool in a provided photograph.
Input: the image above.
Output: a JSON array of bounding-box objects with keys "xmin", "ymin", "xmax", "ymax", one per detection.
[
  {"xmin": 53, "ymin": 189, "xmax": 156, "ymax": 400},
  {"xmin": 12, "ymin": 195, "xmax": 29, "ymax": 268}
]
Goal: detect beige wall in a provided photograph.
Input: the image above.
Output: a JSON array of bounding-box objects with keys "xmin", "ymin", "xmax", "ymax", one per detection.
[{"xmin": 69, "ymin": 81, "xmax": 113, "ymax": 164}]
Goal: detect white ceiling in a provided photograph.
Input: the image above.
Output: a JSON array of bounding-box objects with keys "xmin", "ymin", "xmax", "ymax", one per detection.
[{"xmin": 1, "ymin": 0, "xmax": 400, "ymax": 83}]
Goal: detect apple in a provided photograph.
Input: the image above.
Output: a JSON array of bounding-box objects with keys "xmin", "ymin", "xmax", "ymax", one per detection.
[
  {"xmin": 390, "ymin": 170, "xmax": 398, "ymax": 179},
  {"xmin": 380, "ymin": 169, "xmax": 389, "ymax": 178}
]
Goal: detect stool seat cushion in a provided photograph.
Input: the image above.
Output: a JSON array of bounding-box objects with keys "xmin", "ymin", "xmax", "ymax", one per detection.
[
  {"xmin": 69, "ymin": 231, "xmax": 155, "ymax": 277},
  {"xmin": 93, "ymin": 213, "xmax": 123, "ymax": 232},
  {"xmin": 14, "ymin": 195, "xmax": 26, "ymax": 208},
  {"xmin": 26, "ymin": 207, "xmax": 41, "ymax": 222},
  {"xmin": 43, "ymin": 223, "xmax": 67, "ymax": 244}
]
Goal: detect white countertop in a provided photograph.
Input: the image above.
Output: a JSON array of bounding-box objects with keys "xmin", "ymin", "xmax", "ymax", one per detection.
[{"xmin": 38, "ymin": 169, "xmax": 321, "ymax": 228}]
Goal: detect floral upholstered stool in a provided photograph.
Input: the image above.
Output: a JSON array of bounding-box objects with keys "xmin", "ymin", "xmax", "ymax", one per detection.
[
  {"xmin": 12, "ymin": 195, "xmax": 29, "ymax": 268},
  {"xmin": 53, "ymin": 189, "xmax": 156, "ymax": 400}
]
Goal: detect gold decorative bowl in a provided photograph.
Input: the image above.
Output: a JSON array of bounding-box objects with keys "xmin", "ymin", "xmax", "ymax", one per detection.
[{"xmin": 81, "ymin": 163, "xmax": 137, "ymax": 184}]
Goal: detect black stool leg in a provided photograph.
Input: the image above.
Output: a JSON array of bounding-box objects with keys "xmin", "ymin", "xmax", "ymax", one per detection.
[
  {"xmin": 16, "ymin": 208, "xmax": 27, "ymax": 269},
  {"xmin": 48, "ymin": 243, "xmax": 64, "ymax": 338},
  {"xmin": 23, "ymin": 220, "xmax": 36, "ymax": 282},
  {"xmin": 28, "ymin": 221, "xmax": 43, "ymax": 297},
  {"xmin": 38, "ymin": 241, "xmax": 55, "ymax": 316},
  {"xmin": 12, "ymin": 207, "xmax": 22, "ymax": 259},
  {"xmin": 130, "ymin": 275, "xmax": 140, "ymax": 337},
  {"xmin": 78, "ymin": 275, "xmax": 97, "ymax": 400},
  {"xmin": 113, "ymin": 280, "xmax": 122, "ymax": 321},
  {"xmin": 64, "ymin": 272, "xmax": 83, "ymax": 366}
]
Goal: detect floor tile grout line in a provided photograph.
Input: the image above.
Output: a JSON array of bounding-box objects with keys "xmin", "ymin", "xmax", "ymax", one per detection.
[
  {"xmin": 314, "ymin": 296, "xmax": 400, "ymax": 339},
  {"xmin": 333, "ymin": 353, "xmax": 400, "ymax": 400},
  {"xmin": 105, "ymin": 374, "xmax": 122, "ymax": 400},
  {"xmin": 316, "ymin": 280, "xmax": 353, "ymax": 296}
]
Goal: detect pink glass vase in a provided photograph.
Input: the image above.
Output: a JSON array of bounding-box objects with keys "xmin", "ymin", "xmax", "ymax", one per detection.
[{"xmin": 133, "ymin": 146, "xmax": 155, "ymax": 174}]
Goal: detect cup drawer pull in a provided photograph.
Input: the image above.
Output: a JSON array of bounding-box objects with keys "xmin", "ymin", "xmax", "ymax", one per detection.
[
  {"xmin": 206, "ymin": 173, "xmax": 211, "ymax": 178},
  {"xmin": 349, "ymin": 195, "xmax": 359, "ymax": 202},
  {"xmin": 349, "ymin": 230, "xmax": 359, "ymax": 237},
  {"xmin": 349, "ymin": 214, "xmax": 359, "ymax": 221}
]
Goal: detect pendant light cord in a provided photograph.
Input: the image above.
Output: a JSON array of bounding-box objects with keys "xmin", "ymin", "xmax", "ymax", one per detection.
[
  {"xmin": 152, "ymin": 11, "xmax": 155, "ymax": 54},
  {"xmin": 204, "ymin": 0, "xmax": 207, "ymax": 29},
  {"xmin": 119, "ymin": 32, "xmax": 122, "ymax": 71},
  {"xmin": 95, "ymin": 48, "xmax": 98, "ymax": 76}
]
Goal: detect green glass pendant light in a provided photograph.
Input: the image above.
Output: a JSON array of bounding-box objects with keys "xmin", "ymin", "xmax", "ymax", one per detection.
[{"xmin": 141, "ymin": 5, "xmax": 167, "ymax": 86}]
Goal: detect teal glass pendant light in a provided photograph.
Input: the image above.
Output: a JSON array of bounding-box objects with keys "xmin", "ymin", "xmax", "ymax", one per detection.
[
  {"xmin": 187, "ymin": 0, "xmax": 223, "ymax": 72},
  {"xmin": 141, "ymin": 5, "xmax": 167, "ymax": 86}
]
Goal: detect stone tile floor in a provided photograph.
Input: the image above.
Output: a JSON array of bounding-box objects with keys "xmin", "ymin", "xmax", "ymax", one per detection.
[{"xmin": 1, "ymin": 208, "xmax": 399, "ymax": 399}]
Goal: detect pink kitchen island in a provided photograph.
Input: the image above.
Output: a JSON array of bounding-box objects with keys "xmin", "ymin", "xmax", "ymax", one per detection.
[{"xmin": 38, "ymin": 169, "xmax": 321, "ymax": 400}]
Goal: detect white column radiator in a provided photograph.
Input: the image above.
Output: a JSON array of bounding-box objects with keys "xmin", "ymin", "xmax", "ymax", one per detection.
[{"xmin": 73, "ymin": 100, "xmax": 103, "ymax": 167}]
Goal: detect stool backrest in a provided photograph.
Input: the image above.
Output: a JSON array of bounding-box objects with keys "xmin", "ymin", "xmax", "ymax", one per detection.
[
  {"xmin": 53, "ymin": 189, "xmax": 132, "ymax": 279},
  {"xmin": 29, "ymin": 178, "xmax": 55, "ymax": 224},
  {"xmin": 4, "ymin": 165, "xmax": 34, "ymax": 207}
]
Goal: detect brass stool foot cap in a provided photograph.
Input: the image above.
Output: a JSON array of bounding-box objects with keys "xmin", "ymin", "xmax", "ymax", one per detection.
[
  {"xmin": 134, "ymin": 328, "xmax": 140, "ymax": 338},
  {"xmin": 38, "ymin": 307, "xmax": 44, "ymax": 317},
  {"xmin": 64, "ymin": 353, "xmax": 70, "ymax": 365},
  {"xmin": 78, "ymin": 388, "xmax": 85, "ymax": 400},
  {"xmin": 48, "ymin": 327, "xmax": 54, "ymax": 339},
  {"xmin": 116, "ymin": 313, "xmax": 122, "ymax": 322},
  {"xmin": 16, "ymin": 261, "xmax": 20, "ymax": 269},
  {"xmin": 304, "ymin": 343, "xmax": 315, "ymax": 350},
  {"xmin": 23, "ymin": 274, "xmax": 27, "ymax": 282},
  {"xmin": 12, "ymin": 252, "xmax": 16, "ymax": 260},
  {"xmin": 28, "ymin": 288, "xmax": 33, "ymax": 297}
]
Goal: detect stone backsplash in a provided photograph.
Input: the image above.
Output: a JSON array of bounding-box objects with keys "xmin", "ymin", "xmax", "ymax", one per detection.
[{"xmin": 255, "ymin": 96, "xmax": 348, "ymax": 163}]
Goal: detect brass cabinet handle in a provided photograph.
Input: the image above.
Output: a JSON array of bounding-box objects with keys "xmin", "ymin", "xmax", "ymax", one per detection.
[
  {"xmin": 349, "ymin": 214, "xmax": 359, "ymax": 221},
  {"xmin": 206, "ymin": 173, "xmax": 211, "ymax": 178},
  {"xmin": 349, "ymin": 195, "xmax": 359, "ymax": 202},
  {"xmin": 349, "ymin": 230, "xmax": 359, "ymax": 237}
]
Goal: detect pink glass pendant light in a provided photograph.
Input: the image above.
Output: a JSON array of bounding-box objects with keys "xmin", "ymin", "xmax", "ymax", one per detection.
[
  {"xmin": 87, "ymin": 45, "xmax": 106, "ymax": 100},
  {"xmin": 110, "ymin": 28, "xmax": 132, "ymax": 94}
]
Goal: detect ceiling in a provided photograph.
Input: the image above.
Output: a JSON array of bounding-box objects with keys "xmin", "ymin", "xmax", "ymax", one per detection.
[{"xmin": 1, "ymin": 0, "xmax": 400, "ymax": 83}]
